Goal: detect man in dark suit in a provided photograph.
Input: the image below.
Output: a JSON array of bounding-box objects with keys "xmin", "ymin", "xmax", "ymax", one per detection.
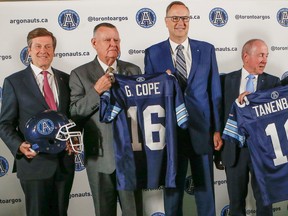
[
  {"xmin": 0, "ymin": 28, "xmax": 74, "ymax": 216},
  {"xmin": 221, "ymin": 39, "xmax": 280, "ymax": 216},
  {"xmin": 144, "ymin": 1, "xmax": 222, "ymax": 216},
  {"xmin": 281, "ymin": 73, "xmax": 288, "ymax": 86},
  {"xmin": 69, "ymin": 22, "xmax": 142, "ymax": 216}
]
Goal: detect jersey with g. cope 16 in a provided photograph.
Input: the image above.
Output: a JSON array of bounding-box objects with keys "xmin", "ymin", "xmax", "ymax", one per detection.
[
  {"xmin": 222, "ymin": 86, "xmax": 288, "ymax": 205},
  {"xmin": 100, "ymin": 73, "xmax": 189, "ymax": 190}
]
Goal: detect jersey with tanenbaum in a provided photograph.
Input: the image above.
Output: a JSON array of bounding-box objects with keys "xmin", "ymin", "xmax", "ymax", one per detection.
[
  {"xmin": 222, "ymin": 85, "xmax": 288, "ymax": 205},
  {"xmin": 100, "ymin": 73, "xmax": 189, "ymax": 190}
]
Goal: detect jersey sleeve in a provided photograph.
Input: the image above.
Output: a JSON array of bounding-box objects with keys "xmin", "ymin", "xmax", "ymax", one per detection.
[
  {"xmin": 171, "ymin": 74, "xmax": 189, "ymax": 129},
  {"xmin": 222, "ymin": 102, "xmax": 246, "ymax": 147},
  {"xmin": 99, "ymin": 90, "xmax": 122, "ymax": 123}
]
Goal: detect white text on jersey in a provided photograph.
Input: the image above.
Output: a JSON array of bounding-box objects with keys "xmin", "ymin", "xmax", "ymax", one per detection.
[
  {"xmin": 252, "ymin": 97, "xmax": 288, "ymax": 117},
  {"xmin": 124, "ymin": 82, "xmax": 161, "ymax": 97}
]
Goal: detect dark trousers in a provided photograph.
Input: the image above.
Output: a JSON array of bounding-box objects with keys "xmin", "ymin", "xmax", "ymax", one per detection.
[
  {"xmin": 164, "ymin": 151, "xmax": 216, "ymax": 216},
  {"xmin": 20, "ymin": 165, "xmax": 74, "ymax": 216},
  {"xmin": 225, "ymin": 147, "xmax": 273, "ymax": 216}
]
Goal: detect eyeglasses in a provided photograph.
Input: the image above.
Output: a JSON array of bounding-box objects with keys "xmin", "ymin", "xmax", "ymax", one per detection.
[{"xmin": 166, "ymin": 16, "xmax": 191, "ymax": 22}]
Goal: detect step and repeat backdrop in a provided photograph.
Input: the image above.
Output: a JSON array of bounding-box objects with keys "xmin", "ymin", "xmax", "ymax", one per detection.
[{"xmin": 0, "ymin": 0, "xmax": 288, "ymax": 216}]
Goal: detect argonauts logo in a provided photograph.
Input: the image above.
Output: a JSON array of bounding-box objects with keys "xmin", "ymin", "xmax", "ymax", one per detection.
[
  {"xmin": 20, "ymin": 46, "xmax": 31, "ymax": 66},
  {"xmin": 184, "ymin": 175, "xmax": 195, "ymax": 195},
  {"xmin": 221, "ymin": 205, "xmax": 230, "ymax": 216},
  {"xmin": 58, "ymin": 9, "xmax": 80, "ymax": 31},
  {"xmin": 276, "ymin": 8, "xmax": 288, "ymax": 27},
  {"xmin": 75, "ymin": 151, "xmax": 85, "ymax": 172},
  {"xmin": 271, "ymin": 91, "xmax": 279, "ymax": 100},
  {"xmin": 136, "ymin": 77, "xmax": 146, "ymax": 82},
  {"xmin": 0, "ymin": 156, "xmax": 9, "ymax": 177},
  {"xmin": 209, "ymin": 7, "xmax": 228, "ymax": 27},
  {"xmin": 151, "ymin": 212, "xmax": 165, "ymax": 216},
  {"xmin": 37, "ymin": 119, "xmax": 55, "ymax": 135},
  {"xmin": 136, "ymin": 8, "xmax": 156, "ymax": 28}
]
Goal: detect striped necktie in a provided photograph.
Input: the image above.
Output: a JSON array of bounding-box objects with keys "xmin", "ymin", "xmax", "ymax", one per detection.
[{"xmin": 175, "ymin": 44, "xmax": 187, "ymax": 89}]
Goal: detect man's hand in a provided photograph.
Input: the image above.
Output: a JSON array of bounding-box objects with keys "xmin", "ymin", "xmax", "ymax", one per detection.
[
  {"xmin": 94, "ymin": 73, "xmax": 112, "ymax": 95},
  {"xmin": 166, "ymin": 69, "xmax": 172, "ymax": 75},
  {"xmin": 237, "ymin": 91, "xmax": 251, "ymax": 105},
  {"xmin": 213, "ymin": 132, "xmax": 223, "ymax": 151},
  {"xmin": 65, "ymin": 137, "xmax": 81, "ymax": 155},
  {"xmin": 19, "ymin": 141, "xmax": 37, "ymax": 159}
]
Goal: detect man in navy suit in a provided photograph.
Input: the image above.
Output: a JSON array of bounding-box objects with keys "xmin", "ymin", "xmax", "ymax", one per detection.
[
  {"xmin": 221, "ymin": 39, "xmax": 280, "ymax": 216},
  {"xmin": 0, "ymin": 28, "xmax": 74, "ymax": 216},
  {"xmin": 144, "ymin": 1, "xmax": 223, "ymax": 215}
]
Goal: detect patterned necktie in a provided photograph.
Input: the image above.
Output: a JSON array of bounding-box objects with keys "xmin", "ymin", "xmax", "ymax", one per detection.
[
  {"xmin": 106, "ymin": 66, "xmax": 114, "ymax": 74},
  {"xmin": 175, "ymin": 45, "xmax": 187, "ymax": 90},
  {"xmin": 246, "ymin": 74, "xmax": 255, "ymax": 93},
  {"xmin": 42, "ymin": 71, "xmax": 57, "ymax": 110},
  {"xmin": 176, "ymin": 44, "xmax": 187, "ymax": 82}
]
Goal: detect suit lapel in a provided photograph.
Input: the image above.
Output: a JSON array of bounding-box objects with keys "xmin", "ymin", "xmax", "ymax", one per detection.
[
  {"xmin": 23, "ymin": 66, "xmax": 49, "ymax": 109},
  {"xmin": 187, "ymin": 39, "xmax": 200, "ymax": 84},
  {"xmin": 257, "ymin": 74, "xmax": 267, "ymax": 90},
  {"xmin": 228, "ymin": 70, "xmax": 241, "ymax": 99},
  {"xmin": 53, "ymin": 69, "xmax": 66, "ymax": 111},
  {"xmin": 159, "ymin": 40, "xmax": 176, "ymax": 73},
  {"xmin": 117, "ymin": 61, "xmax": 127, "ymax": 75},
  {"xmin": 88, "ymin": 57, "xmax": 105, "ymax": 82}
]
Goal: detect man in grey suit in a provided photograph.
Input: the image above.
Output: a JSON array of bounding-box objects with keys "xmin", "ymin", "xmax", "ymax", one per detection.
[
  {"xmin": 221, "ymin": 39, "xmax": 280, "ymax": 216},
  {"xmin": 69, "ymin": 22, "xmax": 142, "ymax": 216},
  {"xmin": 0, "ymin": 28, "xmax": 74, "ymax": 216}
]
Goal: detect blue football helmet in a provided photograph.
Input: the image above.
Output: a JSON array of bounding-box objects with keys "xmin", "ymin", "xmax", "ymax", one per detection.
[{"xmin": 24, "ymin": 110, "xmax": 83, "ymax": 154}]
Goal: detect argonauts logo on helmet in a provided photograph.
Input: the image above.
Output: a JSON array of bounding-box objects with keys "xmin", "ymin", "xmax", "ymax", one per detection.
[
  {"xmin": 24, "ymin": 110, "xmax": 83, "ymax": 154},
  {"xmin": 37, "ymin": 118, "xmax": 55, "ymax": 135}
]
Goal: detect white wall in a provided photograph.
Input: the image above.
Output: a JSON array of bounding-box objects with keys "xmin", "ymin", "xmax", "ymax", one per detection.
[{"xmin": 0, "ymin": 1, "xmax": 288, "ymax": 216}]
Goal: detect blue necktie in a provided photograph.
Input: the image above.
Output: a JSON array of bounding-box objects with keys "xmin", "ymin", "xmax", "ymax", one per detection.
[
  {"xmin": 176, "ymin": 44, "xmax": 187, "ymax": 82},
  {"xmin": 246, "ymin": 74, "xmax": 255, "ymax": 93}
]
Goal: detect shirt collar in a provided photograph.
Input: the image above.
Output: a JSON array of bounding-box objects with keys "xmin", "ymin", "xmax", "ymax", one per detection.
[
  {"xmin": 169, "ymin": 38, "xmax": 189, "ymax": 54},
  {"xmin": 30, "ymin": 63, "xmax": 53, "ymax": 76},
  {"xmin": 97, "ymin": 56, "xmax": 117, "ymax": 72},
  {"xmin": 242, "ymin": 67, "xmax": 258, "ymax": 79}
]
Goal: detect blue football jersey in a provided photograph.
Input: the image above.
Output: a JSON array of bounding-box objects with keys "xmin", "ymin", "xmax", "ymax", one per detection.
[
  {"xmin": 100, "ymin": 73, "xmax": 189, "ymax": 190},
  {"xmin": 222, "ymin": 85, "xmax": 288, "ymax": 205}
]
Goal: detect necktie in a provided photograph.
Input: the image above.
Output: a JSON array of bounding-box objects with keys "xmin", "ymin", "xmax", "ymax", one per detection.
[
  {"xmin": 106, "ymin": 67, "xmax": 115, "ymax": 83},
  {"xmin": 106, "ymin": 66, "xmax": 114, "ymax": 74},
  {"xmin": 246, "ymin": 74, "xmax": 255, "ymax": 93},
  {"xmin": 42, "ymin": 71, "xmax": 57, "ymax": 110},
  {"xmin": 175, "ymin": 44, "xmax": 187, "ymax": 88}
]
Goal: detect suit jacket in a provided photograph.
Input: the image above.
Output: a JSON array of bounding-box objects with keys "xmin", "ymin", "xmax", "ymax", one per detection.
[
  {"xmin": 221, "ymin": 69, "xmax": 280, "ymax": 167},
  {"xmin": 145, "ymin": 38, "xmax": 222, "ymax": 154},
  {"xmin": 281, "ymin": 76, "xmax": 288, "ymax": 86},
  {"xmin": 0, "ymin": 65, "xmax": 73, "ymax": 180},
  {"xmin": 69, "ymin": 56, "xmax": 141, "ymax": 174}
]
